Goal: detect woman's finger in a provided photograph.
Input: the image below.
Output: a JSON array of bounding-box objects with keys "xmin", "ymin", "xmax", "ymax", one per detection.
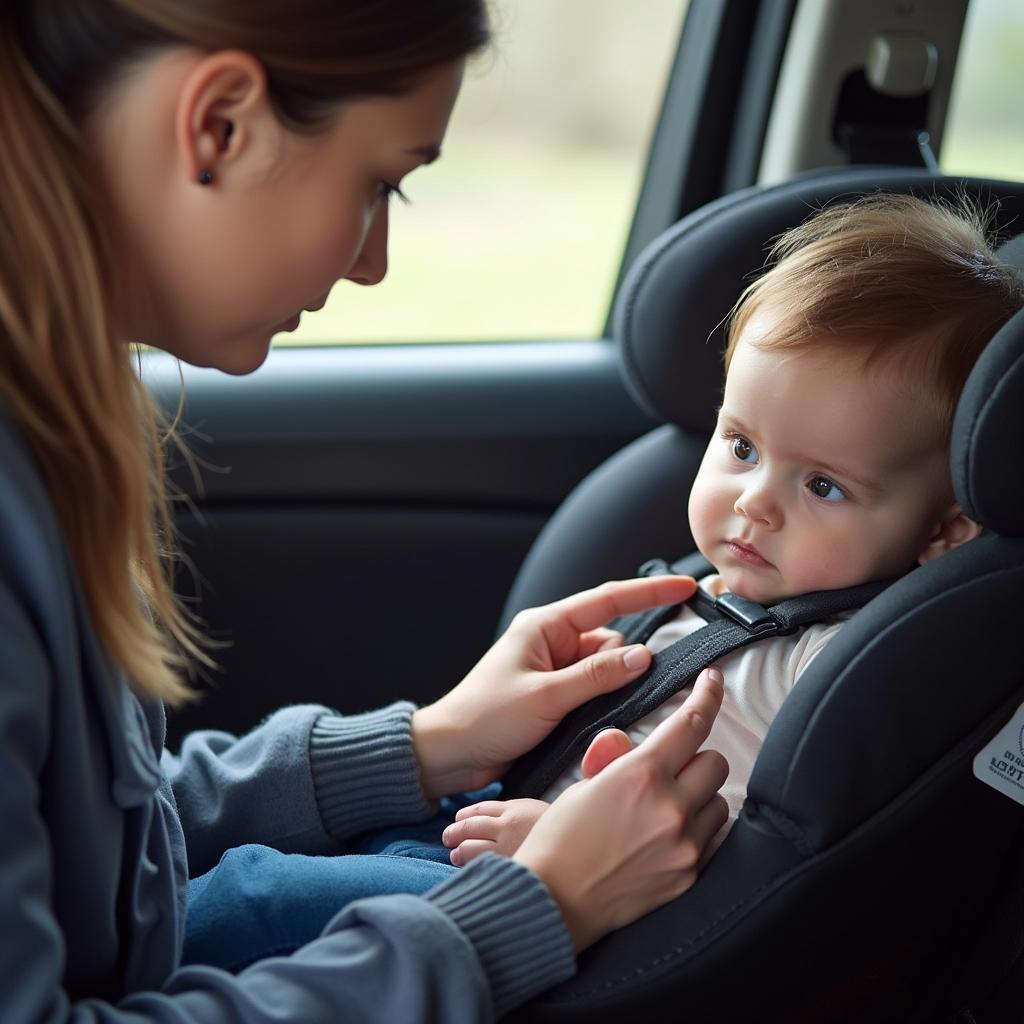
[
  {"xmin": 690, "ymin": 794, "xmax": 730, "ymax": 856},
  {"xmin": 542, "ymin": 642, "xmax": 654, "ymax": 713},
  {"xmin": 580, "ymin": 728, "xmax": 635, "ymax": 778},
  {"xmin": 553, "ymin": 576, "xmax": 697, "ymax": 633},
  {"xmin": 671, "ymin": 794, "xmax": 731, "ymax": 876},
  {"xmin": 527, "ymin": 576, "xmax": 696, "ymax": 665},
  {"xmin": 576, "ymin": 627, "xmax": 624, "ymax": 660},
  {"xmin": 674, "ymin": 748, "xmax": 730, "ymax": 807},
  {"xmin": 635, "ymin": 667, "xmax": 725, "ymax": 776}
]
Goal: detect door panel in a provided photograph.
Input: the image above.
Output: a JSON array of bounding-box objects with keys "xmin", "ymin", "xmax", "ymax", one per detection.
[
  {"xmin": 169, "ymin": 505, "xmax": 543, "ymax": 740},
  {"xmin": 150, "ymin": 341, "xmax": 657, "ymax": 743}
]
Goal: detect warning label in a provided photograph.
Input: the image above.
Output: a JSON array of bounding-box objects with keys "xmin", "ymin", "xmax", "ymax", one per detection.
[{"xmin": 973, "ymin": 700, "xmax": 1024, "ymax": 806}]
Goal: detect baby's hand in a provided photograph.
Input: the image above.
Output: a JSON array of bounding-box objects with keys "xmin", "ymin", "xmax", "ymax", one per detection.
[{"xmin": 441, "ymin": 799, "xmax": 550, "ymax": 866}]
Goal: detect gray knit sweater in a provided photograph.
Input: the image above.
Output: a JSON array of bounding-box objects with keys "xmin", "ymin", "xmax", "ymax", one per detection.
[{"xmin": 0, "ymin": 409, "xmax": 574, "ymax": 1022}]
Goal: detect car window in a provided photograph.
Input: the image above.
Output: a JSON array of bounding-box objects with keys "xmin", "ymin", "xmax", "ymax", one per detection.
[
  {"xmin": 278, "ymin": 0, "xmax": 687, "ymax": 347},
  {"xmin": 941, "ymin": 0, "xmax": 1024, "ymax": 181}
]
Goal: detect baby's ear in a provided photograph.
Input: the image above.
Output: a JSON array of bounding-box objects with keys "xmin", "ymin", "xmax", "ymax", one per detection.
[{"xmin": 917, "ymin": 505, "xmax": 983, "ymax": 565}]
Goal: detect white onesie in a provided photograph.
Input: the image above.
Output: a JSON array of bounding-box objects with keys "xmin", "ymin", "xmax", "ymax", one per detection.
[{"xmin": 541, "ymin": 576, "xmax": 849, "ymax": 829}]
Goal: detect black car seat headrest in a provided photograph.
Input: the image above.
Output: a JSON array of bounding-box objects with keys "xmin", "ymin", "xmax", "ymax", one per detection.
[
  {"xmin": 613, "ymin": 167, "xmax": 1024, "ymax": 536},
  {"xmin": 952, "ymin": 301, "xmax": 1024, "ymax": 537}
]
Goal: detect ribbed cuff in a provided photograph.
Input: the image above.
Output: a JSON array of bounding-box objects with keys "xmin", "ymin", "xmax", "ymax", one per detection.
[
  {"xmin": 309, "ymin": 702, "xmax": 434, "ymax": 840},
  {"xmin": 426, "ymin": 854, "xmax": 576, "ymax": 1017}
]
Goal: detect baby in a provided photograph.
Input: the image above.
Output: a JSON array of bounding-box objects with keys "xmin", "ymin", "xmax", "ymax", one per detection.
[
  {"xmin": 440, "ymin": 192, "xmax": 1024, "ymax": 863},
  {"xmin": 183, "ymin": 192, "xmax": 1024, "ymax": 971}
]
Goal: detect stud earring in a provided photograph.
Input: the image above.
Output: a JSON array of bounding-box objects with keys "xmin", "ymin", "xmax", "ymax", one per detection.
[{"xmin": 197, "ymin": 170, "xmax": 213, "ymax": 186}]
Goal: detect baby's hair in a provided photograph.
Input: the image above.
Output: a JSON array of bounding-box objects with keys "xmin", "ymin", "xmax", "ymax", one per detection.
[{"xmin": 724, "ymin": 193, "xmax": 1024, "ymax": 444}]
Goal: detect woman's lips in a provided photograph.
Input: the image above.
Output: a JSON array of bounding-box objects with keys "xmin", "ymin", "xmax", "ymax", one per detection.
[{"xmin": 726, "ymin": 540, "xmax": 771, "ymax": 568}]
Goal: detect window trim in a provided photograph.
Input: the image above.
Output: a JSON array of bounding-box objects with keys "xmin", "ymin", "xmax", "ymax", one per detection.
[{"xmin": 608, "ymin": 0, "xmax": 795, "ymax": 333}]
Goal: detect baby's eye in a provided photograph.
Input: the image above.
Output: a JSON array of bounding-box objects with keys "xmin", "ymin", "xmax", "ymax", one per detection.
[
  {"xmin": 730, "ymin": 436, "xmax": 758, "ymax": 464},
  {"xmin": 808, "ymin": 476, "xmax": 846, "ymax": 502}
]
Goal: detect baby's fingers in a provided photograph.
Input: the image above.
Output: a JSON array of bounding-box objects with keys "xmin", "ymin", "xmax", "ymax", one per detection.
[
  {"xmin": 451, "ymin": 839, "xmax": 497, "ymax": 867},
  {"xmin": 453, "ymin": 800, "xmax": 507, "ymax": 823},
  {"xmin": 442, "ymin": 813, "xmax": 503, "ymax": 849}
]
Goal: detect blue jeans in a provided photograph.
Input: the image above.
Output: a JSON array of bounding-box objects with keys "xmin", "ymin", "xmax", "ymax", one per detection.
[{"xmin": 182, "ymin": 789, "xmax": 495, "ymax": 972}]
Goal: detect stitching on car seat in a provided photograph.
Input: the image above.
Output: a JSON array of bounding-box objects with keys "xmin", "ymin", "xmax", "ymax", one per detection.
[{"xmin": 742, "ymin": 801, "xmax": 815, "ymax": 857}]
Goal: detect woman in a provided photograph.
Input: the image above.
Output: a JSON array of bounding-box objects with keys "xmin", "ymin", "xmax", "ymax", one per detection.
[{"xmin": 0, "ymin": 1, "xmax": 729, "ymax": 1020}]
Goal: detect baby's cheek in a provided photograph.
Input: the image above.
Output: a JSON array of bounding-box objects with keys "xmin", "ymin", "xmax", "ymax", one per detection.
[
  {"xmin": 787, "ymin": 535, "xmax": 864, "ymax": 593},
  {"xmin": 687, "ymin": 478, "xmax": 718, "ymax": 556}
]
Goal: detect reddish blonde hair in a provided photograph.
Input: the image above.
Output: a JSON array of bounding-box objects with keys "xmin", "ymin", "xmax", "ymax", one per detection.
[{"xmin": 725, "ymin": 193, "xmax": 1024, "ymax": 443}]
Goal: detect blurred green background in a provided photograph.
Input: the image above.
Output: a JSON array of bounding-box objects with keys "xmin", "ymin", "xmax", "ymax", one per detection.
[
  {"xmin": 284, "ymin": 0, "xmax": 686, "ymax": 345},
  {"xmin": 942, "ymin": 0, "xmax": 1024, "ymax": 181},
  {"xmin": 282, "ymin": 0, "xmax": 1023, "ymax": 348}
]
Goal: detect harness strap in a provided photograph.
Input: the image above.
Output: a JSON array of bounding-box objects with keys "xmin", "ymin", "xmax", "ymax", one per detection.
[{"xmin": 501, "ymin": 555, "xmax": 898, "ymax": 800}]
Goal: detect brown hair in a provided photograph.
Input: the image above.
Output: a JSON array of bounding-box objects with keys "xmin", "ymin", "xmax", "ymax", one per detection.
[
  {"xmin": 724, "ymin": 193, "xmax": 1024, "ymax": 445},
  {"xmin": 0, "ymin": 0, "xmax": 489, "ymax": 704}
]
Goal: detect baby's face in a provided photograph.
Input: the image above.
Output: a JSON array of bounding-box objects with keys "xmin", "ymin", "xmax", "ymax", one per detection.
[{"xmin": 688, "ymin": 320, "xmax": 955, "ymax": 604}]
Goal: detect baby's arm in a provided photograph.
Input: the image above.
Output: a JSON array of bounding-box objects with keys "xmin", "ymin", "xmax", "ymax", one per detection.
[{"xmin": 442, "ymin": 799, "xmax": 550, "ymax": 866}]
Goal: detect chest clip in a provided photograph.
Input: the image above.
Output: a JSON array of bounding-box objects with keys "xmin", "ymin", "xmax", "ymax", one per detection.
[{"xmin": 715, "ymin": 593, "xmax": 780, "ymax": 636}]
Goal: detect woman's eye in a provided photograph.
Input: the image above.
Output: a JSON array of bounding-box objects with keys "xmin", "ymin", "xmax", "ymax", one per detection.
[
  {"xmin": 808, "ymin": 476, "xmax": 846, "ymax": 502},
  {"xmin": 730, "ymin": 436, "xmax": 758, "ymax": 463}
]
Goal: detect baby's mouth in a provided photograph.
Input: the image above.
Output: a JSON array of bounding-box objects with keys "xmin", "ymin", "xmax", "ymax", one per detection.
[{"xmin": 726, "ymin": 539, "xmax": 772, "ymax": 568}]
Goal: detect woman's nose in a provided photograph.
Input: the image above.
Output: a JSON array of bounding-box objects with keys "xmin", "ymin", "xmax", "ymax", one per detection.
[
  {"xmin": 346, "ymin": 203, "xmax": 389, "ymax": 286},
  {"xmin": 734, "ymin": 476, "xmax": 781, "ymax": 528}
]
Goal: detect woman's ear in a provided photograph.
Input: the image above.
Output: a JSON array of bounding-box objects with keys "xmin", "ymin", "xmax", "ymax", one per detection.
[
  {"xmin": 174, "ymin": 50, "xmax": 274, "ymax": 186},
  {"xmin": 917, "ymin": 505, "xmax": 983, "ymax": 565}
]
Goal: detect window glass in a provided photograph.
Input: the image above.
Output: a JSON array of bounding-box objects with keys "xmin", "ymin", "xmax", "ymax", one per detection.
[
  {"xmin": 941, "ymin": 0, "xmax": 1024, "ymax": 180},
  {"xmin": 281, "ymin": 0, "xmax": 687, "ymax": 346}
]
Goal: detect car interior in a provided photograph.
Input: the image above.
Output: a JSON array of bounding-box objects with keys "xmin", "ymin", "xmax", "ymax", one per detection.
[
  {"xmin": 143, "ymin": 1, "xmax": 1024, "ymax": 1019},
  {"xmin": 504, "ymin": 167, "xmax": 1024, "ymax": 1023}
]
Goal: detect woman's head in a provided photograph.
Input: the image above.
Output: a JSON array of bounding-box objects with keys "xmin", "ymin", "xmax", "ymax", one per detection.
[
  {"xmin": 90, "ymin": 48, "xmax": 466, "ymax": 372},
  {"xmin": 17, "ymin": 0, "xmax": 488, "ymax": 371},
  {"xmin": 0, "ymin": 0, "xmax": 488, "ymax": 702},
  {"xmin": 19, "ymin": 1, "xmax": 489, "ymax": 125}
]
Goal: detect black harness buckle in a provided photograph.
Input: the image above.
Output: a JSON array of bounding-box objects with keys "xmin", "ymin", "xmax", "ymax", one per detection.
[{"xmin": 715, "ymin": 593, "xmax": 780, "ymax": 636}]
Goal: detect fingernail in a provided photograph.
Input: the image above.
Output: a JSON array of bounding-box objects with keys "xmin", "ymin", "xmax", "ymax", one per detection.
[
  {"xmin": 450, "ymin": 847, "xmax": 462, "ymax": 867},
  {"xmin": 623, "ymin": 645, "xmax": 648, "ymax": 671},
  {"xmin": 708, "ymin": 667, "xmax": 724, "ymax": 685}
]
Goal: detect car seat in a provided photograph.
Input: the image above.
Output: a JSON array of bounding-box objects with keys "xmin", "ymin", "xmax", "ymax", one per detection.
[{"xmin": 503, "ymin": 167, "xmax": 1024, "ymax": 1023}]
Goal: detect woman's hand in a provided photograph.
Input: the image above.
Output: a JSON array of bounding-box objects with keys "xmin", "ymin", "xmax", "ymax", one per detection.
[
  {"xmin": 410, "ymin": 575, "xmax": 696, "ymax": 799},
  {"xmin": 442, "ymin": 798, "xmax": 551, "ymax": 865},
  {"xmin": 514, "ymin": 667, "xmax": 730, "ymax": 952}
]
